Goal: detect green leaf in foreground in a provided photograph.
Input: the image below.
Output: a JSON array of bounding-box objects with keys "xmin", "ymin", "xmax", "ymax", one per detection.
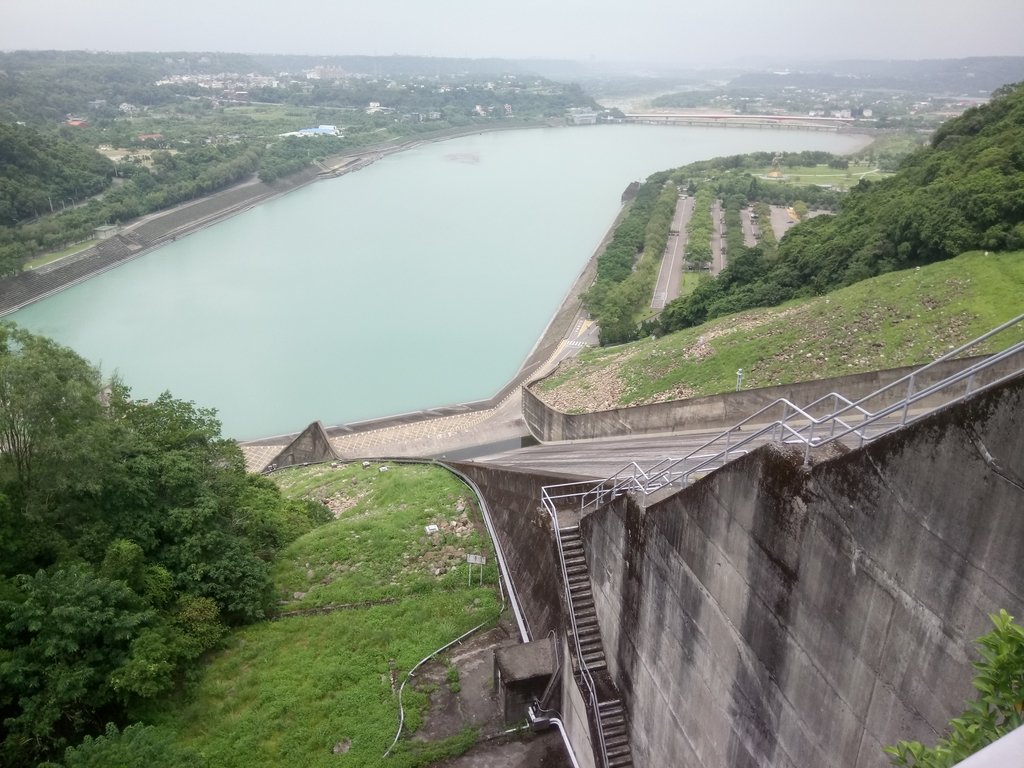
[{"xmin": 885, "ymin": 610, "xmax": 1024, "ymax": 767}]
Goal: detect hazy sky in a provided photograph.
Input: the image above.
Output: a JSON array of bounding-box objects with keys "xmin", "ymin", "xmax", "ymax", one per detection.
[{"xmin": 3, "ymin": 0, "xmax": 1023, "ymax": 66}]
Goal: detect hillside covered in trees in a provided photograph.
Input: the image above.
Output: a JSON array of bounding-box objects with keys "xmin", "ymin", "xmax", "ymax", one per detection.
[
  {"xmin": 0, "ymin": 123, "xmax": 113, "ymax": 226},
  {"xmin": 0, "ymin": 326, "xmax": 328, "ymax": 766},
  {"xmin": 659, "ymin": 81, "xmax": 1024, "ymax": 333}
]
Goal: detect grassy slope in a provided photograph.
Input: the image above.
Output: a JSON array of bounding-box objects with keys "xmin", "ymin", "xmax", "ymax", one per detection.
[
  {"xmin": 748, "ymin": 162, "xmax": 893, "ymax": 191},
  {"xmin": 538, "ymin": 250, "xmax": 1024, "ymax": 411},
  {"xmin": 150, "ymin": 463, "xmax": 500, "ymax": 768}
]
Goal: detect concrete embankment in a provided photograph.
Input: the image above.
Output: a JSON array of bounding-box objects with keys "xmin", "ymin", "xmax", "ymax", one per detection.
[
  {"xmin": 0, "ymin": 167, "xmax": 323, "ymax": 315},
  {"xmin": 466, "ymin": 372, "xmax": 1024, "ymax": 768},
  {"xmin": 0, "ymin": 120, "xmax": 557, "ymax": 316}
]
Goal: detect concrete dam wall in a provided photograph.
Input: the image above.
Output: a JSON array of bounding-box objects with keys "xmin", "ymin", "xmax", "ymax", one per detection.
[{"xmin": 468, "ymin": 374, "xmax": 1024, "ymax": 767}]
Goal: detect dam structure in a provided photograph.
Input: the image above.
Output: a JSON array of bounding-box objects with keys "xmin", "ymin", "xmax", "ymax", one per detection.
[
  {"xmin": 450, "ymin": 319, "xmax": 1024, "ymax": 768},
  {"xmin": 255, "ymin": 316, "xmax": 1024, "ymax": 767}
]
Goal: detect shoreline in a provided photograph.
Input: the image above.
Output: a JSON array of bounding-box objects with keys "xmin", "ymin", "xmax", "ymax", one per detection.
[
  {"xmin": 2, "ymin": 123, "xmax": 874, "ymax": 452},
  {"xmin": 242, "ymin": 203, "xmax": 625, "ymax": 450},
  {"xmin": 0, "ymin": 119, "xmax": 557, "ymax": 317}
]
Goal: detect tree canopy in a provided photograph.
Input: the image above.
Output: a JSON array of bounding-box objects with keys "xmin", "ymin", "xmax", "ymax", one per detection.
[
  {"xmin": 659, "ymin": 81, "xmax": 1024, "ymax": 334},
  {"xmin": 0, "ymin": 324, "xmax": 328, "ymax": 766}
]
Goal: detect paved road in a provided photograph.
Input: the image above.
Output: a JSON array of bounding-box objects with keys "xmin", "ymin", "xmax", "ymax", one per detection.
[
  {"xmin": 651, "ymin": 195, "xmax": 694, "ymax": 310},
  {"xmin": 711, "ymin": 199, "xmax": 726, "ymax": 275},
  {"xmin": 469, "ymin": 425, "xmax": 776, "ymax": 481},
  {"xmin": 740, "ymin": 207, "xmax": 758, "ymax": 247}
]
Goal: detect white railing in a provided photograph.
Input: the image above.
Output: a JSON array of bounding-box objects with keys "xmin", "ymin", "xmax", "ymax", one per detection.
[
  {"xmin": 542, "ymin": 313, "xmax": 1024, "ymax": 512},
  {"xmin": 541, "ymin": 490, "xmax": 612, "ymax": 768}
]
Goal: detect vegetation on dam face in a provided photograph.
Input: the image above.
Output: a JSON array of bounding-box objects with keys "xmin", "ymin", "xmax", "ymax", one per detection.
[
  {"xmin": 535, "ymin": 249, "xmax": 1024, "ymax": 412},
  {"xmin": 5, "ymin": 461, "xmax": 501, "ymax": 767}
]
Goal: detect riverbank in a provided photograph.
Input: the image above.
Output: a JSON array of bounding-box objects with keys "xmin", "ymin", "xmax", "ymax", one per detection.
[
  {"xmin": 237, "ymin": 201, "xmax": 628, "ymax": 471},
  {"xmin": 0, "ymin": 119, "xmax": 556, "ymax": 316},
  {"xmin": 10, "ymin": 123, "xmax": 872, "ymax": 448}
]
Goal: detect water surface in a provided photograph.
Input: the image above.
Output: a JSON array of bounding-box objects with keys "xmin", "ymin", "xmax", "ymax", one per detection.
[{"xmin": 12, "ymin": 125, "xmax": 868, "ymax": 439}]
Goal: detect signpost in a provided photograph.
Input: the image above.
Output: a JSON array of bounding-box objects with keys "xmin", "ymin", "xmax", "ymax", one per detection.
[{"xmin": 466, "ymin": 553, "xmax": 486, "ymax": 586}]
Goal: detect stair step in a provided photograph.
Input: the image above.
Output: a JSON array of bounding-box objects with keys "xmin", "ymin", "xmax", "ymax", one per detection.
[{"xmin": 607, "ymin": 744, "xmax": 631, "ymax": 759}]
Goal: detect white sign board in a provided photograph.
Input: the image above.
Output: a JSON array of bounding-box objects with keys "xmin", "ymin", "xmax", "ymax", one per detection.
[{"xmin": 466, "ymin": 554, "xmax": 487, "ymax": 565}]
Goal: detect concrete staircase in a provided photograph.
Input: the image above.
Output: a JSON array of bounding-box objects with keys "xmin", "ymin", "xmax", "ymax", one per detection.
[
  {"xmin": 557, "ymin": 525, "xmax": 634, "ymax": 768},
  {"xmin": 598, "ymin": 700, "xmax": 634, "ymax": 768},
  {"xmin": 560, "ymin": 526, "xmax": 607, "ymax": 672}
]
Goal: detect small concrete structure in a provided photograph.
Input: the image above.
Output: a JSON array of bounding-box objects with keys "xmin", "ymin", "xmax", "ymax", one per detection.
[
  {"xmin": 264, "ymin": 420, "xmax": 338, "ymax": 471},
  {"xmin": 494, "ymin": 638, "xmax": 554, "ymax": 725},
  {"xmin": 94, "ymin": 224, "xmax": 118, "ymax": 240}
]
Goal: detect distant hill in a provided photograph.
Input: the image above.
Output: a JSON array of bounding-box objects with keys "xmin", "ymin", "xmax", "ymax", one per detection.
[
  {"xmin": 0, "ymin": 121, "xmax": 112, "ymax": 226},
  {"xmin": 660, "ymin": 80, "xmax": 1024, "ymax": 333},
  {"xmin": 728, "ymin": 57, "xmax": 1024, "ymax": 96},
  {"xmin": 535, "ymin": 250, "xmax": 1024, "ymax": 412}
]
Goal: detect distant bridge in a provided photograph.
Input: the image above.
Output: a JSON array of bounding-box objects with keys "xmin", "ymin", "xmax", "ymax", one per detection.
[{"xmin": 624, "ymin": 112, "xmax": 855, "ymax": 131}]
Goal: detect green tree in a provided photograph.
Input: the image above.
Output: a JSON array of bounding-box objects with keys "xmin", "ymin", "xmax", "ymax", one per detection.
[
  {"xmin": 0, "ymin": 565, "xmax": 152, "ymax": 764},
  {"xmin": 44, "ymin": 722, "xmax": 205, "ymax": 768},
  {"xmin": 885, "ymin": 610, "xmax": 1024, "ymax": 767},
  {"xmin": 0, "ymin": 324, "xmax": 104, "ymax": 501}
]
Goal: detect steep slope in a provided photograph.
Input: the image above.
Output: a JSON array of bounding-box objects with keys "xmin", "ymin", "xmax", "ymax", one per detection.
[
  {"xmin": 536, "ymin": 250, "xmax": 1024, "ymax": 412},
  {"xmin": 661, "ymin": 81, "xmax": 1024, "ymax": 332}
]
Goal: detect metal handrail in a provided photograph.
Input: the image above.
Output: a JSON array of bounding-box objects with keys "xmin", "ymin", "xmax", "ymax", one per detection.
[
  {"xmin": 542, "ymin": 313, "xmax": 1024, "ymax": 513},
  {"xmin": 535, "ymin": 315, "xmax": 1023, "ymax": 768},
  {"xmin": 542, "ymin": 488, "xmax": 612, "ymax": 768}
]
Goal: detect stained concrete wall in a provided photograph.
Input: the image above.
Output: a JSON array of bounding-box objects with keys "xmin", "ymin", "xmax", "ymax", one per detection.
[
  {"xmin": 561, "ymin": 633, "xmax": 597, "ymax": 768},
  {"xmin": 524, "ymin": 354, "xmax": 1018, "ymax": 443},
  {"xmin": 451, "ymin": 463, "xmax": 572, "ymax": 640},
  {"xmin": 580, "ymin": 375, "xmax": 1024, "ymax": 768}
]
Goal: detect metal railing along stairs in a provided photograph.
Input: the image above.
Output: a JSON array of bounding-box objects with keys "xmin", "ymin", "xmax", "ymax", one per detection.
[
  {"xmin": 545, "ymin": 312, "xmax": 1024, "ymax": 515},
  {"xmin": 538, "ymin": 313, "xmax": 1024, "ymax": 768}
]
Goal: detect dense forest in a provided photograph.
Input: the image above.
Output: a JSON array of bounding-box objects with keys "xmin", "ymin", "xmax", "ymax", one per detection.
[
  {"xmin": 0, "ymin": 123, "xmax": 113, "ymax": 226},
  {"xmin": 657, "ymin": 81, "xmax": 1024, "ymax": 334},
  {"xmin": 0, "ymin": 325, "xmax": 328, "ymax": 766}
]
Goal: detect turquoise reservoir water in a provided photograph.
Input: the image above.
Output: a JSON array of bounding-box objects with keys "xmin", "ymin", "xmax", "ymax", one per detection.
[{"xmin": 11, "ymin": 125, "xmax": 868, "ymax": 439}]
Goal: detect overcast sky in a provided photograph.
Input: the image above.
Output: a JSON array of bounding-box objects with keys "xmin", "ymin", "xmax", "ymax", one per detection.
[{"xmin": 3, "ymin": 0, "xmax": 1023, "ymax": 66}]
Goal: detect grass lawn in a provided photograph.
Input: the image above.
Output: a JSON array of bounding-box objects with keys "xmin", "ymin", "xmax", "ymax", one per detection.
[
  {"xmin": 150, "ymin": 462, "xmax": 501, "ymax": 768},
  {"xmin": 538, "ymin": 250, "xmax": 1024, "ymax": 409},
  {"xmin": 24, "ymin": 239, "xmax": 98, "ymax": 269},
  {"xmin": 751, "ymin": 163, "xmax": 891, "ymax": 190}
]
